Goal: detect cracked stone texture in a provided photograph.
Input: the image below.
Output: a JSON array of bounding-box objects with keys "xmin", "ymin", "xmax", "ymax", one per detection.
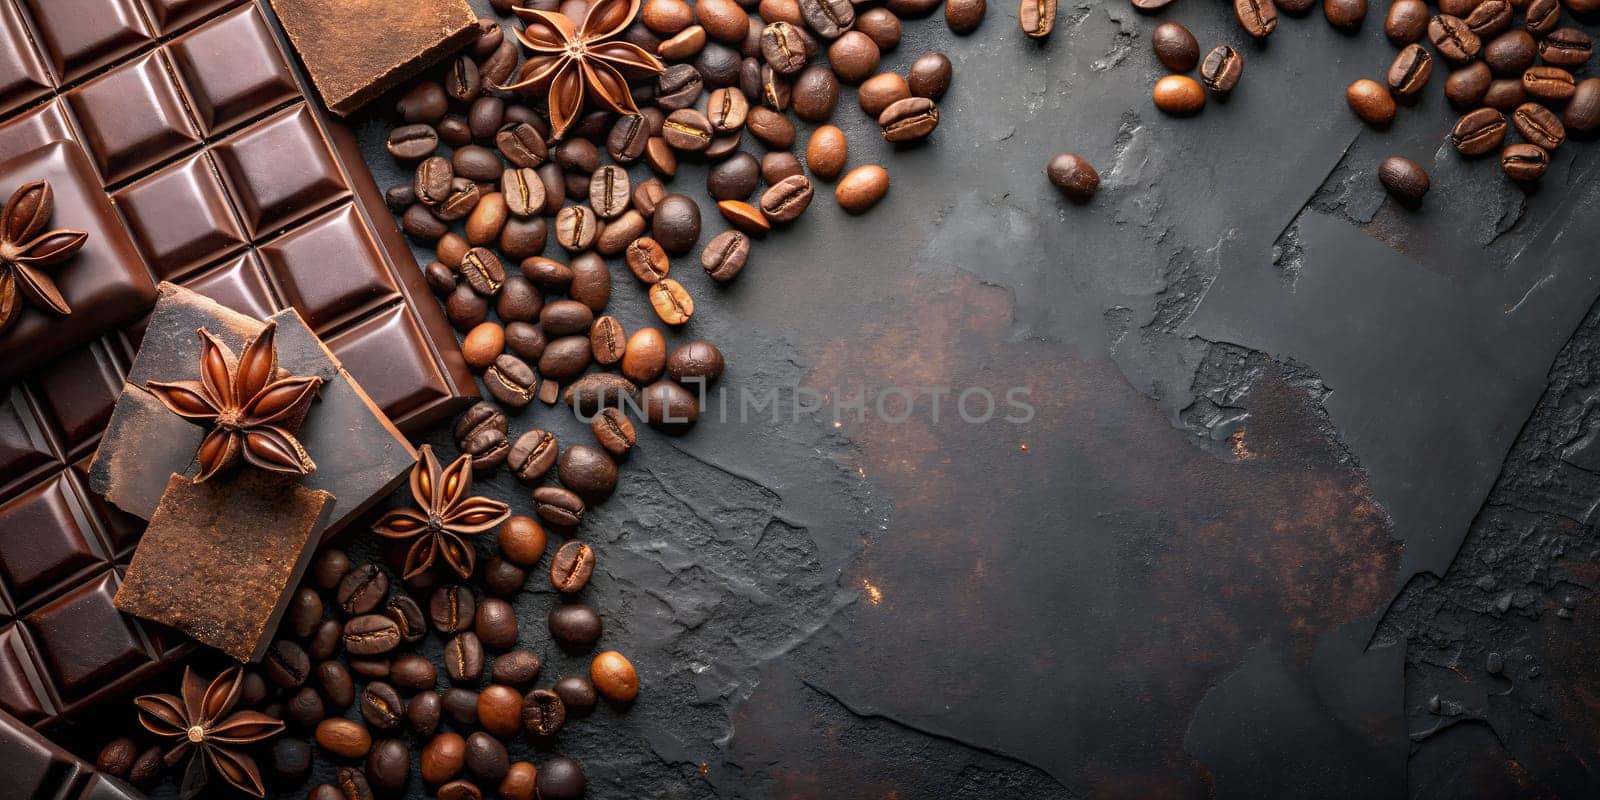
[{"xmin": 78, "ymin": 0, "xmax": 1600, "ymax": 797}]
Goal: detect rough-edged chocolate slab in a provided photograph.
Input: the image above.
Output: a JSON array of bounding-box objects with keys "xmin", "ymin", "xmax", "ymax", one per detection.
[
  {"xmin": 90, "ymin": 283, "xmax": 417, "ymax": 537},
  {"xmin": 265, "ymin": 0, "xmax": 477, "ymax": 116},
  {"xmin": 115, "ymin": 472, "xmax": 332, "ymax": 662}
]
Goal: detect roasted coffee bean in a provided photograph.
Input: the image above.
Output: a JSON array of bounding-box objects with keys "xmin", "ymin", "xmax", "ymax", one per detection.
[
  {"xmin": 316, "ymin": 718, "xmax": 372, "ymax": 759},
  {"xmin": 286, "ymin": 587, "xmax": 322, "ymax": 639},
  {"xmin": 383, "ymin": 596, "xmax": 427, "ymax": 647},
  {"xmin": 484, "ymin": 353, "xmax": 538, "ymax": 408},
  {"xmin": 482, "ymin": 556, "xmax": 529, "ymax": 597},
  {"xmin": 596, "ymin": 210, "xmax": 647, "ymax": 256},
  {"xmin": 589, "ymin": 166, "xmax": 631, "ymax": 219},
  {"xmin": 702, "ymin": 230, "xmax": 751, "ymax": 281},
  {"xmin": 240, "ymin": 671, "xmax": 270, "ymax": 707},
  {"xmin": 469, "ymin": 96, "xmax": 505, "ymax": 141},
  {"xmin": 607, "ymin": 115, "xmax": 651, "ymax": 164},
  {"xmin": 552, "ymin": 255, "xmax": 600, "ymax": 310},
  {"xmin": 403, "ymin": 203, "xmax": 447, "ymax": 240},
  {"xmin": 1566, "ymin": 78, "xmax": 1600, "ymax": 134},
  {"xmin": 944, "ymin": 0, "xmax": 985, "ymax": 32},
  {"xmin": 539, "ymin": 335, "xmax": 594, "ymax": 380},
  {"xmin": 98, "ymin": 738, "xmax": 137, "ymax": 778},
  {"xmin": 590, "ymin": 316, "xmax": 627, "ymax": 366},
  {"xmin": 349, "ymin": 659, "xmax": 391, "ymax": 680},
  {"xmin": 555, "ymin": 205, "xmax": 600, "ymax": 252},
  {"xmin": 707, "ymin": 153, "xmax": 761, "ymax": 202},
  {"xmin": 476, "ymin": 598, "xmax": 520, "ymax": 650},
  {"xmin": 1233, "ymin": 0, "xmax": 1277, "ymax": 38},
  {"xmin": 591, "ymin": 407, "xmax": 638, "ymax": 457},
  {"xmin": 558, "ymin": 445, "xmax": 619, "ymax": 501},
  {"xmin": 761, "ymin": 21, "xmax": 810, "ymax": 73},
  {"xmin": 536, "ymin": 163, "xmax": 566, "ymax": 213},
  {"xmin": 522, "ymin": 689, "xmax": 567, "ymax": 736},
  {"xmin": 1387, "ymin": 44, "xmax": 1433, "ymax": 99},
  {"xmin": 1484, "ymin": 78, "xmax": 1527, "ymax": 110},
  {"xmin": 858, "ymin": 7, "xmax": 902, "ymax": 50},
  {"xmin": 1378, "ymin": 156, "xmax": 1429, "ymax": 203},
  {"xmin": 1199, "ymin": 46, "xmax": 1243, "ymax": 94},
  {"xmin": 552, "ymin": 677, "xmax": 599, "ymax": 721},
  {"xmin": 1322, "ymin": 0, "xmax": 1366, "ymax": 31},
  {"xmin": 649, "ymin": 279, "xmax": 695, "ymax": 325},
  {"xmin": 430, "ymin": 584, "xmax": 477, "ymax": 634},
  {"xmin": 1046, "ymin": 153, "xmax": 1098, "ymax": 202},
  {"xmin": 388, "ymin": 124, "xmax": 439, "ymax": 161},
  {"xmin": 798, "ymin": 0, "xmax": 855, "ymax": 37},
  {"xmin": 1524, "ymin": 66, "xmax": 1576, "ymax": 102},
  {"xmin": 591, "ymin": 650, "xmax": 640, "ymax": 702},
  {"xmin": 501, "ymin": 168, "xmax": 546, "ymax": 218},
  {"xmin": 502, "ymin": 763, "xmax": 539, "ymax": 800},
  {"xmin": 415, "ymin": 156, "xmax": 453, "ymax": 206},
  {"xmin": 436, "ymin": 179, "xmax": 482, "ymax": 222},
  {"xmin": 343, "ymin": 614, "xmax": 402, "ymax": 657},
  {"xmin": 699, "ymin": 0, "xmax": 751, "ymax": 42},
  {"xmin": 366, "ymin": 739, "xmax": 410, "ymax": 792},
  {"xmin": 1513, "ymin": 102, "xmax": 1565, "ymax": 150},
  {"xmin": 499, "ymin": 518, "xmax": 548, "ymax": 569},
  {"xmin": 792, "ymin": 66, "xmax": 840, "ymax": 121},
  {"xmin": 128, "ymin": 746, "xmax": 163, "ymax": 790},
  {"xmin": 497, "ymin": 276, "xmax": 542, "ymax": 323},
  {"xmin": 1019, "ymin": 0, "xmax": 1055, "ymax": 38},
  {"xmin": 667, "ymin": 341, "xmax": 726, "ymax": 385},
  {"xmin": 620, "ymin": 329, "xmax": 667, "ymax": 383},
  {"xmin": 438, "ymin": 116, "xmax": 472, "ymax": 147},
  {"xmin": 445, "ymin": 632, "xmax": 486, "ymax": 682},
  {"xmin": 438, "ymin": 232, "xmax": 470, "ymax": 268},
  {"xmin": 1484, "ymin": 30, "xmax": 1536, "ymax": 76},
  {"xmin": 879, "ymin": 97, "xmax": 939, "ymax": 141},
  {"xmin": 1525, "ymin": 0, "xmax": 1559, "ymax": 37},
  {"xmin": 564, "ymin": 375, "xmax": 640, "ymax": 417},
  {"xmin": 1151, "ymin": 22, "xmax": 1199, "ymax": 72},
  {"xmin": 705, "ymin": 88, "xmax": 749, "ymax": 136},
  {"xmin": 1446, "ymin": 63, "xmax": 1492, "ymax": 106},
  {"xmin": 360, "ymin": 682, "xmax": 405, "ymax": 730},
  {"xmin": 509, "ymin": 429, "xmax": 560, "ymax": 483},
  {"xmin": 319, "ymin": 661, "xmax": 356, "ymax": 707},
  {"xmin": 549, "ymin": 603, "xmax": 604, "ymax": 651},
  {"xmin": 437, "ymin": 780, "xmax": 483, "ymax": 800},
  {"xmin": 700, "ymin": 41, "xmax": 745, "ymax": 86},
  {"xmin": 521, "ymin": 256, "xmax": 573, "ymax": 293},
  {"xmin": 1428, "ymin": 15, "xmax": 1480, "ymax": 63},
  {"xmin": 1345, "ymin": 78, "xmax": 1395, "ymax": 126},
  {"xmin": 759, "ymin": 63, "xmax": 794, "ymax": 110},
  {"xmin": 641, "ymin": 379, "xmax": 700, "ymax": 433},
  {"xmin": 392, "ymin": 654, "xmax": 438, "ymax": 692},
  {"xmin": 718, "ymin": 200, "xmax": 772, "ymax": 236},
  {"xmin": 426, "ymin": 261, "xmax": 457, "ymax": 294},
  {"xmin": 273, "ymin": 738, "xmax": 313, "ymax": 782},
  {"xmin": 1464, "ymin": 0, "xmax": 1509, "ymax": 37},
  {"xmin": 1385, "ymin": 0, "xmax": 1427, "ymax": 44},
  {"xmin": 908, "ymin": 52, "xmax": 952, "ymax": 100},
  {"xmin": 397, "ymin": 81, "xmax": 449, "ymax": 123},
  {"xmin": 652, "ymin": 194, "xmax": 702, "ymax": 254},
  {"xmin": 533, "ymin": 486, "xmax": 587, "ymax": 527},
  {"xmin": 536, "ymin": 757, "xmax": 587, "ymax": 800},
  {"xmin": 466, "ymin": 730, "xmax": 512, "ymax": 779},
  {"xmin": 658, "ymin": 25, "xmax": 706, "ymax": 60},
  {"xmin": 663, "ymin": 108, "xmax": 715, "ymax": 152},
  {"xmin": 634, "ymin": 179, "xmax": 668, "ymax": 220},
  {"xmin": 656, "ymin": 64, "xmax": 705, "ymax": 110},
  {"xmin": 453, "ymin": 145, "xmax": 502, "ymax": 183},
  {"xmin": 497, "ymin": 123, "xmax": 548, "ymax": 168},
  {"xmin": 422, "ymin": 732, "xmax": 467, "ymax": 785},
  {"xmin": 505, "ymin": 321, "xmax": 546, "ymax": 361},
  {"xmin": 859, "ymin": 72, "xmax": 912, "ymax": 116},
  {"xmin": 458, "ymin": 247, "xmax": 505, "ymax": 296},
  {"xmin": 463, "ymin": 322, "xmax": 505, "ymax": 370},
  {"xmin": 286, "ymin": 687, "xmax": 326, "ymax": 727},
  {"xmin": 486, "ymin": 652, "xmax": 543, "ymax": 690},
  {"xmin": 1501, "ymin": 143, "xmax": 1549, "ymax": 180},
  {"xmin": 1153, "ymin": 75, "xmax": 1207, "ymax": 115},
  {"xmin": 760, "ymin": 174, "xmax": 814, "ymax": 222},
  {"xmin": 264, "ymin": 639, "xmax": 311, "ymax": 687},
  {"xmin": 1541, "ymin": 29, "xmax": 1593, "ymax": 68},
  {"xmin": 829, "ymin": 31, "xmax": 880, "ymax": 82},
  {"xmin": 540, "ymin": 299, "xmax": 596, "ymax": 337},
  {"xmin": 408, "ymin": 691, "xmax": 442, "ymax": 736},
  {"xmin": 445, "ymin": 54, "xmax": 481, "ymax": 101},
  {"xmin": 334, "ymin": 767, "xmax": 374, "ymax": 800},
  {"xmin": 447, "ymin": 283, "xmax": 490, "ymax": 331}
]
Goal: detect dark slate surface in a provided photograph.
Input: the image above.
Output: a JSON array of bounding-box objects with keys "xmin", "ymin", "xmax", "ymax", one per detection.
[{"xmin": 87, "ymin": 0, "xmax": 1600, "ymax": 797}]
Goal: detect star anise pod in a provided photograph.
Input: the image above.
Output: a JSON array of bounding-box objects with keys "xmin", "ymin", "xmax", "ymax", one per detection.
[
  {"xmin": 145, "ymin": 322, "xmax": 323, "ymax": 482},
  {"xmin": 373, "ymin": 444, "xmax": 511, "ymax": 579},
  {"xmin": 501, "ymin": 0, "xmax": 664, "ymax": 139},
  {"xmin": 0, "ymin": 180, "xmax": 88, "ymax": 334},
  {"xmin": 134, "ymin": 666, "xmax": 284, "ymax": 800}
]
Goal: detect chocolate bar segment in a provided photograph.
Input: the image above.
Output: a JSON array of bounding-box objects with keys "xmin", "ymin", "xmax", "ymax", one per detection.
[
  {"xmin": 267, "ymin": 0, "xmax": 477, "ymax": 116},
  {"xmin": 0, "ymin": 707, "xmax": 148, "ymax": 799}
]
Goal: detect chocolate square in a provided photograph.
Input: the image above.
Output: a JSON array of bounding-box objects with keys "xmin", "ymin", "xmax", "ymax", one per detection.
[
  {"xmin": 266, "ymin": 0, "xmax": 476, "ymax": 116},
  {"xmin": 113, "ymin": 152, "xmax": 248, "ymax": 280},
  {"xmin": 19, "ymin": 0, "xmax": 153, "ymax": 83},
  {"xmin": 0, "ymin": 474, "xmax": 108, "ymax": 604},
  {"xmin": 26, "ymin": 571, "xmax": 156, "ymax": 699},
  {"xmin": 0, "ymin": 141, "xmax": 155, "ymax": 380},
  {"xmin": 63, "ymin": 50, "xmax": 202, "ymax": 184},
  {"xmin": 166, "ymin": 4, "xmax": 300, "ymax": 135},
  {"xmin": 0, "ymin": 625, "xmax": 52, "ymax": 723},
  {"xmin": 115, "ymin": 472, "xmax": 332, "ymax": 662},
  {"xmin": 211, "ymin": 105, "xmax": 349, "ymax": 236},
  {"xmin": 0, "ymin": 2, "xmax": 53, "ymax": 116},
  {"xmin": 90, "ymin": 283, "xmax": 417, "ymax": 539},
  {"xmin": 260, "ymin": 204, "xmax": 399, "ymax": 332},
  {"xmin": 181, "ymin": 252, "xmax": 279, "ymax": 320}
]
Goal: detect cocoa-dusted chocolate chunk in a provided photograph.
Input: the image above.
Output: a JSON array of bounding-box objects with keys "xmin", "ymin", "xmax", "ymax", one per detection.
[
  {"xmin": 90, "ymin": 284, "xmax": 416, "ymax": 541},
  {"xmin": 115, "ymin": 471, "xmax": 334, "ymax": 662},
  {"xmin": 267, "ymin": 0, "xmax": 478, "ymax": 116}
]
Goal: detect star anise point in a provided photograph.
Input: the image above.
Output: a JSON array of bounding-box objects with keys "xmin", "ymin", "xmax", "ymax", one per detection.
[
  {"xmin": 374, "ymin": 444, "xmax": 510, "ymax": 579},
  {"xmin": 0, "ymin": 179, "xmax": 87, "ymax": 334}
]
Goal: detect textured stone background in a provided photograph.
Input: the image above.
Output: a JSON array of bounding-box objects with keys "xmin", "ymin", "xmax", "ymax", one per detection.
[{"xmin": 82, "ymin": 0, "xmax": 1600, "ymax": 797}]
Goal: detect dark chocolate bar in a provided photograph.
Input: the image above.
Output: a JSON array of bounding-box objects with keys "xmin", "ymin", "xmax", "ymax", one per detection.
[{"xmin": 0, "ymin": 706, "xmax": 146, "ymax": 799}]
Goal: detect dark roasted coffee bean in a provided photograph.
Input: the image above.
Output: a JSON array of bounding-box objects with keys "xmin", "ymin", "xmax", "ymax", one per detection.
[
  {"xmin": 98, "ymin": 738, "xmax": 137, "ymax": 778},
  {"xmin": 558, "ymin": 445, "xmax": 619, "ymax": 501},
  {"xmin": 702, "ymin": 230, "xmax": 751, "ymax": 281},
  {"xmin": 492, "ymin": 650, "xmax": 543, "ymax": 687},
  {"xmin": 385, "ymin": 595, "xmax": 428, "ymax": 644},
  {"xmin": 536, "ymin": 757, "xmax": 587, "ymax": 800},
  {"xmin": 1501, "ymin": 143, "xmax": 1549, "ymax": 180},
  {"xmin": 408, "ymin": 691, "xmax": 442, "ymax": 736},
  {"xmin": 1019, "ymin": 0, "xmax": 1055, "ymax": 37},
  {"xmin": 792, "ymin": 66, "xmax": 840, "ymax": 121},
  {"xmin": 641, "ymin": 379, "xmax": 700, "ymax": 433},
  {"xmin": 415, "ymin": 156, "xmax": 453, "ymax": 206},
  {"xmin": 476, "ymin": 598, "xmax": 520, "ymax": 650},
  {"xmin": 1525, "ymin": 0, "xmax": 1559, "ymax": 37},
  {"xmin": 706, "ymin": 154, "xmax": 760, "ymax": 203},
  {"xmin": 438, "ymin": 116, "xmax": 473, "ymax": 147},
  {"xmin": 343, "ymin": 614, "xmax": 401, "ymax": 657},
  {"xmin": 1385, "ymin": 0, "xmax": 1427, "ymax": 44},
  {"xmin": 1387, "ymin": 44, "xmax": 1433, "ymax": 98},
  {"xmin": 1323, "ymin": 0, "xmax": 1366, "ymax": 31},
  {"xmin": 549, "ymin": 603, "xmax": 604, "ymax": 651},
  {"xmin": 521, "ymin": 256, "xmax": 572, "ymax": 293},
  {"xmin": 536, "ymin": 162, "xmax": 567, "ymax": 214},
  {"xmin": 522, "ymin": 689, "xmax": 567, "ymax": 736},
  {"xmin": 1514, "ymin": 102, "xmax": 1565, "ymax": 150},
  {"xmin": 1345, "ymin": 78, "xmax": 1395, "ymax": 126},
  {"xmin": 447, "ymin": 283, "xmax": 489, "ymax": 331},
  {"xmin": 360, "ymin": 682, "xmax": 405, "ymax": 730},
  {"xmin": 1464, "ymin": 0, "xmax": 1509, "ymax": 37},
  {"xmin": 128, "ymin": 746, "xmax": 163, "ymax": 790},
  {"xmin": 668, "ymin": 341, "xmax": 726, "ymax": 385},
  {"xmin": 264, "ymin": 640, "xmax": 310, "ymax": 687},
  {"xmin": 484, "ymin": 353, "xmax": 538, "ymax": 408},
  {"xmin": 761, "ymin": 22, "xmax": 810, "ymax": 73},
  {"xmin": 657, "ymin": 64, "xmax": 705, "ymax": 109},
  {"xmin": 272, "ymin": 738, "xmax": 312, "ymax": 781},
  {"xmin": 696, "ymin": 40, "xmax": 744, "ymax": 86},
  {"xmin": 467, "ymin": 730, "xmax": 511, "ymax": 779},
  {"xmin": 879, "ymin": 97, "xmax": 938, "ymax": 141},
  {"xmin": 1378, "ymin": 156, "xmax": 1429, "ymax": 202},
  {"xmin": 385, "ymin": 183, "xmax": 417, "ymax": 213},
  {"xmin": 403, "ymin": 203, "xmax": 447, "ymax": 240},
  {"xmin": 349, "ymin": 659, "xmax": 391, "ymax": 680},
  {"xmin": 1541, "ymin": 29, "xmax": 1593, "ymax": 68},
  {"xmin": 483, "ymin": 556, "xmax": 529, "ymax": 597},
  {"xmin": 858, "ymin": 7, "xmax": 902, "ymax": 50},
  {"xmin": 438, "ymin": 780, "xmax": 483, "ymax": 800},
  {"xmin": 1524, "ymin": 66, "xmax": 1576, "ymax": 102},
  {"xmin": 497, "ymin": 276, "xmax": 542, "ymax": 323},
  {"xmin": 388, "ymin": 124, "xmax": 439, "ymax": 161},
  {"xmin": 533, "ymin": 486, "xmax": 586, "ymax": 527},
  {"xmin": 540, "ymin": 299, "xmax": 596, "ymax": 337},
  {"xmin": 443, "ymin": 687, "xmax": 480, "ymax": 727},
  {"xmin": 1484, "ymin": 30, "xmax": 1535, "ymax": 76},
  {"xmin": 502, "ymin": 168, "xmax": 546, "ymax": 218},
  {"xmin": 555, "ymin": 205, "xmax": 600, "ymax": 252},
  {"xmin": 1233, "ymin": 0, "xmax": 1277, "ymax": 38},
  {"xmin": 908, "ymin": 52, "xmax": 952, "ymax": 100},
  {"xmin": 663, "ymin": 108, "xmax": 715, "ymax": 152},
  {"xmin": 571, "ymin": 251, "xmax": 613, "ymax": 311},
  {"xmin": 592, "ymin": 407, "xmax": 638, "ymax": 457},
  {"xmin": 426, "ymin": 261, "xmax": 458, "ymax": 295},
  {"xmin": 497, "ymin": 123, "xmax": 548, "ymax": 168},
  {"xmin": 565, "ymin": 374, "xmax": 641, "ymax": 414},
  {"xmin": 286, "ymin": 686, "xmax": 326, "ymax": 727},
  {"xmin": 553, "ymin": 676, "xmax": 598, "ymax": 718},
  {"xmin": 1428, "ymin": 15, "xmax": 1480, "ymax": 63},
  {"xmin": 397, "ymin": 81, "xmax": 449, "ymax": 123},
  {"xmin": 469, "ymin": 96, "xmax": 506, "ymax": 141},
  {"xmin": 453, "ymin": 145, "xmax": 502, "ymax": 182},
  {"xmin": 445, "ymin": 54, "xmax": 481, "ymax": 101},
  {"xmin": 1199, "ymin": 46, "xmax": 1242, "ymax": 94},
  {"xmin": 319, "ymin": 660, "xmax": 356, "ymax": 707},
  {"xmin": 366, "ymin": 739, "xmax": 410, "ymax": 792},
  {"xmin": 430, "ymin": 584, "xmax": 477, "ymax": 634},
  {"xmin": 445, "ymin": 632, "xmax": 486, "ymax": 682},
  {"xmin": 1152, "ymin": 22, "xmax": 1199, "ymax": 72},
  {"xmin": 459, "ymin": 247, "xmax": 506, "ymax": 296},
  {"xmin": 334, "ymin": 766, "xmax": 374, "ymax": 800},
  {"xmin": 589, "ymin": 166, "xmax": 631, "ymax": 219},
  {"xmin": 608, "ymin": 114, "xmax": 651, "ymax": 162},
  {"xmin": 652, "ymin": 194, "xmax": 702, "ymax": 254},
  {"xmin": 760, "ymin": 63, "xmax": 793, "ymax": 110},
  {"xmin": 505, "ymin": 321, "xmax": 547, "ymax": 362},
  {"xmin": 1566, "ymin": 78, "xmax": 1600, "ymax": 134},
  {"xmin": 539, "ymin": 335, "xmax": 594, "ymax": 380},
  {"xmin": 1047, "ymin": 153, "xmax": 1098, "ymax": 202},
  {"xmin": 286, "ymin": 587, "xmax": 322, "ymax": 639},
  {"xmin": 392, "ymin": 654, "xmax": 438, "ymax": 692},
  {"xmin": 1484, "ymin": 78, "xmax": 1527, "ymax": 110},
  {"xmin": 509, "ymin": 429, "xmax": 560, "ymax": 483},
  {"xmin": 436, "ymin": 179, "xmax": 482, "ymax": 222},
  {"xmin": 760, "ymin": 174, "xmax": 814, "ymax": 222},
  {"xmin": 799, "ymin": 0, "xmax": 854, "ymax": 37},
  {"xmin": 1451, "ymin": 108, "xmax": 1507, "ymax": 155}
]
